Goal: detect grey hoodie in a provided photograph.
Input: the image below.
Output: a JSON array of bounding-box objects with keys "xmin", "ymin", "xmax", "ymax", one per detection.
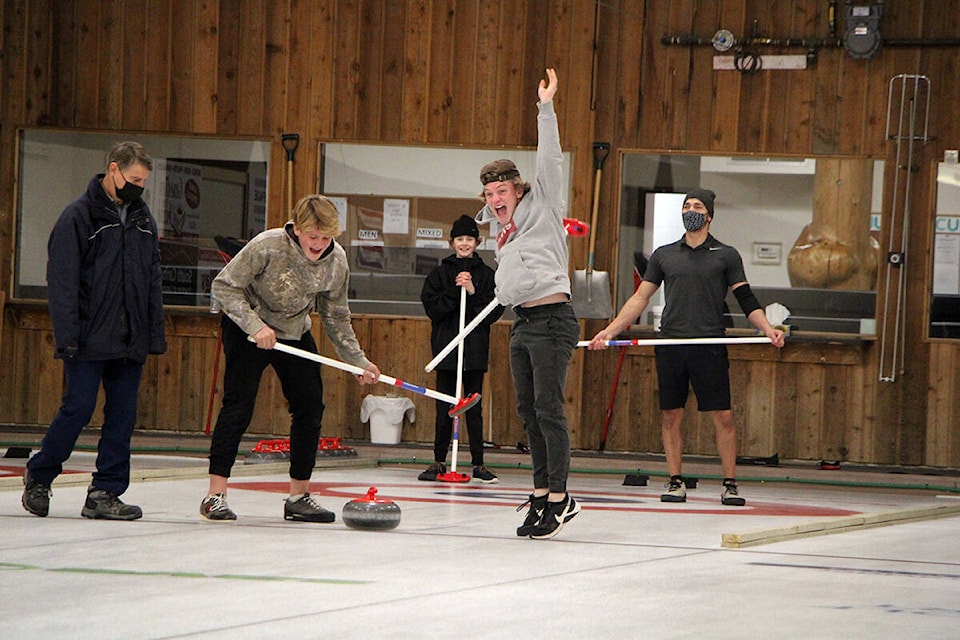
[
  {"xmin": 212, "ymin": 222, "xmax": 371, "ymax": 368},
  {"xmin": 475, "ymin": 100, "xmax": 569, "ymax": 307}
]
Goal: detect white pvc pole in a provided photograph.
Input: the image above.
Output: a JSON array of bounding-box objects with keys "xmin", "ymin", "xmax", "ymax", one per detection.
[
  {"xmin": 268, "ymin": 341, "xmax": 463, "ymax": 406},
  {"xmin": 577, "ymin": 336, "xmax": 773, "ymax": 348},
  {"xmin": 425, "ymin": 297, "xmax": 500, "ymax": 372},
  {"xmin": 450, "ymin": 286, "xmax": 466, "ymax": 474}
]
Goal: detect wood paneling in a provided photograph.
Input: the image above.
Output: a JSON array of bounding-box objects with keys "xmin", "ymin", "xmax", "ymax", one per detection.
[{"xmin": 1, "ymin": 0, "xmax": 958, "ymax": 468}]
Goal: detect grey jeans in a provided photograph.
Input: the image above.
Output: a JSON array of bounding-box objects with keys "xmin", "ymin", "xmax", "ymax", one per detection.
[{"xmin": 509, "ymin": 302, "xmax": 580, "ymax": 493}]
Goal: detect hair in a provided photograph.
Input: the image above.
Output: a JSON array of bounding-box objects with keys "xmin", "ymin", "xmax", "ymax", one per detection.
[
  {"xmin": 478, "ymin": 159, "xmax": 531, "ymax": 200},
  {"xmin": 106, "ymin": 141, "xmax": 153, "ymax": 172},
  {"xmin": 292, "ymin": 194, "xmax": 341, "ymax": 237},
  {"xmin": 477, "ymin": 177, "xmax": 531, "ymax": 201}
]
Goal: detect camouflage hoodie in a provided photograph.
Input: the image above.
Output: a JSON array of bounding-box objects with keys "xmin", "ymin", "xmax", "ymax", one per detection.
[{"xmin": 212, "ymin": 222, "xmax": 371, "ymax": 369}]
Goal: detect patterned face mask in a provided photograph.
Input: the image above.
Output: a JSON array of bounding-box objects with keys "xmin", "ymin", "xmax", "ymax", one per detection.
[{"xmin": 682, "ymin": 211, "xmax": 706, "ymax": 231}]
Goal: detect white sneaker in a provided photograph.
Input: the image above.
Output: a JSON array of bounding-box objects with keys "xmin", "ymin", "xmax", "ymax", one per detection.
[
  {"xmin": 721, "ymin": 482, "xmax": 746, "ymax": 506},
  {"xmin": 200, "ymin": 493, "xmax": 237, "ymax": 521},
  {"xmin": 660, "ymin": 478, "xmax": 687, "ymax": 503}
]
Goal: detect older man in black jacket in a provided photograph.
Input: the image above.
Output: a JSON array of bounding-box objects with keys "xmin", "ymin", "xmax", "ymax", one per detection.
[{"xmin": 22, "ymin": 141, "xmax": 167, "ymax": 520}]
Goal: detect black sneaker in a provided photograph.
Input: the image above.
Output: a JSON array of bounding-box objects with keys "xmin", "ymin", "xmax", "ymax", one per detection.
[
  {"xmin": 530, "ymin": 494, "xmax": 581, "ymax": 540},
  {"xmin": 417, "ymin": 461, "xmax": 446, "ymax": 481},
  {"xmin": 22, "ymin": 468, "xmax": 51, "ymax": 517},
  {"xmin": 721, "ymin": 481, "xmax": 746, "ymax": 506},
  {"xmin": 472, "ymin": 465, "xmax": 499, "ymax": 484},
  {"xmin": 81, "ymin": 488, "xmax": 143, "ymax": 520},
  {"xmin": 200, "ymin": 493, "xmax": 238, "ymax": 521},
  {"xmin": 284, "ymin": 493, "xmax": 335, "ymax": 523},
  {"xmin": 516, "ymin": 493, "xmax": 548, "ymax": 537}
]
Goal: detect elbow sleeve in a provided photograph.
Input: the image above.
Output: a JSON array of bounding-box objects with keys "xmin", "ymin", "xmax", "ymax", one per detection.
[{"xmin": 733, "ymin": 284, "xmax": 762, "ymax": 317}]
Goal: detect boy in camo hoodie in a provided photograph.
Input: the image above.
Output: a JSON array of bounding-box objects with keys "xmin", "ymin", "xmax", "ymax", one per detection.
[{"xmin": 200, "ymin": 194, "xmax": 380, "ymax": 523}]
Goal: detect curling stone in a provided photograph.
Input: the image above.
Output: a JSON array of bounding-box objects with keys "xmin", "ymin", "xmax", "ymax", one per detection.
[
  {"xmin": 342, "ymin": 487, "xmax": 401, "ymax": 530},
  {"xmin": 243, "ymin": 439, "xmax": 291, "ymax": 465}
]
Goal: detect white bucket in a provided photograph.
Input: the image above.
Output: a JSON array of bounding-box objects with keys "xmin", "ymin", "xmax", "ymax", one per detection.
[
  {"xmin": 651, "ymin": 305, "xmax": 663, "ymax": 331},
  {"xmin": 369, "ymin": 412, "xmax": 401, "ymax": 444},
  {"xmin": 361, "ymin": 396, "xmax": 415, "ymax": 445}
]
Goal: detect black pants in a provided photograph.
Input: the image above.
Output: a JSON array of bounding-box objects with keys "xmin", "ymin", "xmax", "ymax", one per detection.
[
  {"xmin": 208, "ymin": 318, "xmax": 324, "ymax": 480},
  {"xmin": 433, "ymin": 369, "xmax": 485, "ymax": 466},
  {"xmin": 510, "ymin": 303, "xmax": 579, "ymax": 494}
]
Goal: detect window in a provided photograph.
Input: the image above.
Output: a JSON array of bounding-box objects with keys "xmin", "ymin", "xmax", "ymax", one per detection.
[
  {"xmin": 320, "ymin": 142, "xmax": 573, "ymax": 315},
  {"xmin": 13, "ymin": 129, "xmax": 269, "ymax": 307},
  {"xmin": 617, "ymin": 152, "xmax": 884, "ymax": 334}
]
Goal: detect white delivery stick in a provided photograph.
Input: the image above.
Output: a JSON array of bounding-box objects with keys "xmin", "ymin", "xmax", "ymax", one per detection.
[
  {"xmin": 577, "ymin": 336, "xmax": 773, "ymax": 348},
  {"xmin": 264, "ymin": 340, "xmax": 479, "ymax": 416},
  {"xmin": 425, "ymin": 297, "xmax": 501, "ymax": 372},
  {"xmin": 450, "ymin": 286, "xmax": 467, "ymax": 474}
]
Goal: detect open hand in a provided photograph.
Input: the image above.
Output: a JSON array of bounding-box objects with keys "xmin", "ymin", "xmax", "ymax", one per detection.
[{"xmin": 538, "ymin": 68, "xmax": 558, "ymax": 103}]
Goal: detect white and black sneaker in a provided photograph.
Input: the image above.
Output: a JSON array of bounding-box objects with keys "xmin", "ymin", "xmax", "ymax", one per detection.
[
  {"xmin": 200, "ymin": 492, "xmax": 237, "ymax": 521},
  {"xmin": 721, "ymin": 480, "xmax": 746, "ymax": 506},
  {"xmin": 660, "ymin": 477, "xmax": 687, "ymax": 503},
  {"xmin": 529, "ymin": 494, "xmax": 581, "ymax": 540},
  {"xmin": 516, "ymin": 493, "xmax": 548, "ymax": 537}
]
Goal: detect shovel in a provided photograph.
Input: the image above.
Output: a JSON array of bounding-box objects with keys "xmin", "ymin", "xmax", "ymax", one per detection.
[
  {"xmin": 281, "ymin": 133, "xmax": 300, "ymax": 213},
  {"xmin": 571, "ymin": 142, "xmax": 612, "ymax": 319}
]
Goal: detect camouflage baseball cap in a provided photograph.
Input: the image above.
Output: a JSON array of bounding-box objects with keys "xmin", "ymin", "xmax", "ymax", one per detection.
[{"xmin": 480, "ymin": 159, "xmax": 520, "ymax": 185}]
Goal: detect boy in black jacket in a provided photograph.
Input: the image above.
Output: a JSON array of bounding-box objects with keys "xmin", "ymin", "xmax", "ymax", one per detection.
[{"xmin": 419, "ymin": 215, "xmax": 503, "ymax": 482}]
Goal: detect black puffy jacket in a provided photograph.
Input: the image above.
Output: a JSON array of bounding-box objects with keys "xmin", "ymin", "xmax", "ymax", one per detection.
[
  {"xmin": 420, "ymin": 253, "xmax": 504, "ymax": 372},
  {"xmin": 46, "ymin": 175, "xmax": 167, "ymax": 363}
]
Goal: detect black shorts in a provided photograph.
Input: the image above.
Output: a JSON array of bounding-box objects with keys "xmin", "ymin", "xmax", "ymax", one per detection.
[{"xmin": 654, "ymin": 344, "xmax": 731, "ymax": 411}]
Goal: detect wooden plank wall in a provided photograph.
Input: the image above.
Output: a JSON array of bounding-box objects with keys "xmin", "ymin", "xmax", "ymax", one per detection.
[{"xmin": 1, "ymin": 0, "xmax": 958, "ymax": 467}]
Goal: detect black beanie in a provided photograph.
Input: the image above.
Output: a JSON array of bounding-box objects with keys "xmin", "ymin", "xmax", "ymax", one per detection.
[
  {"xmin": 684, "ymin": 188, "xmax": 716, "ymax": 217},
  {"xmin": 450, "ymin": 214, "xmax": 480, "ymax": 239}
]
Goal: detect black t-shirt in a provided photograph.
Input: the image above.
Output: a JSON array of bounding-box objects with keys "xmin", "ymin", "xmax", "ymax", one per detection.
[{"xmin": 644, "ymin": 234, "xmax": 747, "ymax": 338}]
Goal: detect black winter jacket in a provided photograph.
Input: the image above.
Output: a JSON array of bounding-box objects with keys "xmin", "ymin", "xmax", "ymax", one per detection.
[
  {"xmin": 46, "ymin": 175, "xmax": 167, "ymax": 364},
  {"xmin": 420, "ymin": 253, "xmax": 503, "ymax": 372}
]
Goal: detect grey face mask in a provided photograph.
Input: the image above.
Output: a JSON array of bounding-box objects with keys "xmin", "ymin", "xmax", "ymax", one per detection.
[{"xmin": 682, "ymin": 211, "xmax": 707, "ymax": 231}]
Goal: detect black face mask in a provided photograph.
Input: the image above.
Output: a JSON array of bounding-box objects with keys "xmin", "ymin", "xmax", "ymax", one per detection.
[{"xmin": 114, "ymin": 167, "xmax": 144, "ymax": 203}]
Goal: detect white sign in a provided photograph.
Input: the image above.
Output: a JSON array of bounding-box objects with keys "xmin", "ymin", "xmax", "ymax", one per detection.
[
  {"xmin": 382, "ymin": 198, "xmax": 410, "ymax": 234},
  {"xmin": 327, "ymin": 196, "xmax": 348, "ymax": 232},
  {"xmin": 161, "ymin": 159, "xmax": 203, "ymax": 240},
  {"xmin": 247, "ymin": 171, "xmax": 267, "ymax": 238},
  {"xmin": 933, "ymin": 216, "xmax": 960, "ymax": 295},
  {"xmin": 416, "ymin": 239, "xmax": 449, "ymax": 249}
]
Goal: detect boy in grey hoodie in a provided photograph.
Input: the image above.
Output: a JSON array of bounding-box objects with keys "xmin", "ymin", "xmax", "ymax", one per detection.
[{"xmin": 475, "ymin": 68, "xmax": 581, "ymax": 539}]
